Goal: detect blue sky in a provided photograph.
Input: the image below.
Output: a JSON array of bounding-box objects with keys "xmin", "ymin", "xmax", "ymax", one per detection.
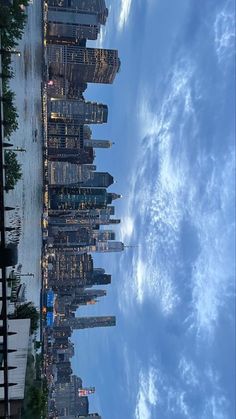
[{"xmin": 72, "ymin": 1, "xmax": 235, "ymax": 418}]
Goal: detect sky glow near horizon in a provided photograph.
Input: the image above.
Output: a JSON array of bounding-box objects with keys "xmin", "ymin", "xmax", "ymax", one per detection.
[{"xmin": 72, "ymin": 1, "xmax": 235, "ymax": 418}]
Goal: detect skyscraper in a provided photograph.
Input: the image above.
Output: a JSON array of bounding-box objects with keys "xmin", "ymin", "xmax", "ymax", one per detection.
[
  {"xmin": 49, "ymin": 99, "xmax": 108, "ymax": 124},
  {"xmin": 49, "ymin": 186, "xmax": 121, "ymax": 210},
  {"xmin": 47, "ymin": 146, "xmax": 94, "ymax": 164},
  {"xmin": 92, "ymin": 230, "xmax": 116, "ymax": 241},
  {"xmin": 48, "ymin": 0, "xmax": 107, "ymax": 18},
  {"xmin": 48, "ymin": 162, "xmax": 96, "ymax": 185},
  {"xmin": 77, "ymin": 172, "xmax": 114, "ymax": 188},
  {"xmin": 66, "ymin": 316, "xmax": 116, "ymax": 329},
  {"xmin": 83, "ymin": 139, "xmax": 112, "ymax": 148},
  {"xmin": 95, "ymin": 241, "xmax": 125, "ymax": 252},
  {"xmin": 47, "ymin": 44, "xmax": 120, "ymax": 84},
  {"xmin": 85, "ymin": 269, "xmax": 111, "ymax": 286},
  {"xmin": 47, "ymin": 0, "xmax": 108, "ymax": 43}
]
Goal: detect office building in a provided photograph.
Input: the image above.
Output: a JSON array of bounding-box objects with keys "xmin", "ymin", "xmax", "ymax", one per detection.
[
  {"xmin": 85, "ymin": 268, "xmax": 111, "ymax": 286},
  {"xmin": 63, "ymin": 316, "xmax": 116, "ymax": 329},
  {"xmin": 92, "ymin": 230, "xmax": 116, "ymax": 241},
  {"xmin": 48, "ymin": 162, "xmax": 96, "ymax": 185},
  {"xmin": 48, "ymin": 147, "xmax": 94, "ymax": 164},
  {"xmin": 49, "ymin": 99, "xmax": 108, "ymax": 124},
  {"xmin": 84, "ymin": 139, "xmax": 112, "ymax": 148},
  {"xmin": 49, "ymin": 186, "xmax": 121, "ymax": 210},
  {"xmin": 47, "ymin": 44, "xmax": 120, "ymax": 84},
  {"xmin": 47, "ymin": 0, "xmax": 108, "ymax": 43}
]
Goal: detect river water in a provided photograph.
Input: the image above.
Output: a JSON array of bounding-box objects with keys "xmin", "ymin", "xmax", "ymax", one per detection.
[{"xmin": 5, "ymin": 1, "xmax": 43, "ymax": 308}]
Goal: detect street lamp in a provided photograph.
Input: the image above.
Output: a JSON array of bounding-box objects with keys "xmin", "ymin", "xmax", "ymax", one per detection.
[{"xmin": 0, "ymin": 49, "xmax": 21, "ymax": 57}]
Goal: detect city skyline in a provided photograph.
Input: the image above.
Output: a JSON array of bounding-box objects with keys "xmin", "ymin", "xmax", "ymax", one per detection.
[{"xmin": 0, "ymin": 0, "xmax": 234, "ymax": 418}]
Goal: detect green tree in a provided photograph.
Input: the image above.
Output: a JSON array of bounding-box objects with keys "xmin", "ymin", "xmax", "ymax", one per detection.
[
  {"xmin": 4, "ymin": 151, "xmax": 22, "ymax": 190},
  {"xmin": 9, "ymin": 302, "xmax": 39, "ymax": 334},
  {"xmin": 2, "ymin": 87, "xmax": 19, "ymax": 138},
  {"xmin": 22, "ymin": 386, "xmax": 45, "ymax": 419},
  {"xmin": 0, "ymin": 1, "xmax": 30, "ymax": 49}
]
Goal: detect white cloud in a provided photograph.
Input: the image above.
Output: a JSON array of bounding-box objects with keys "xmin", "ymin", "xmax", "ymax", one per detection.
[
  {"xmin": 119, "ymin": 61, "xmax": 195, "ymax": 316},
  {"xmin": 135, "ymin": 367, "xmax": 158, "ymax": 419},
  {"xmin": 120, "ymin": 215, "xmax": 134, "ymax": 241},
  {"xmin": 214, "ymin": 5, "xmax": 235, "ymax": 63},
  {"xmin": 189, "ymin": 151, "xmax": 235, "ymax": 338},
  {"xmin": 118, "ymin": 0, "xmax": 133, "ymax": 31},
  {"xmin": 96, "ymin": 25, "xmax": 107, "ymax": 48},
  {"xmin": 178, "ymin": 357, "xmax": 199, "ymax": 387},
  {"xmin": 119, "ymin": 55, "xmax": 235, "ymax": 341}
]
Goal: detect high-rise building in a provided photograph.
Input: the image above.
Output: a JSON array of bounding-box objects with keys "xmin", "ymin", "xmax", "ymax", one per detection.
[
  {"xmin": 73, "ymin": 289, "xmax": 106, "ymax": 305},
  {"xmin": 49, "ymin": 99, "xmax": 108, "ymax": 124},
  {"xmin": 65, "ymin": 316, "xmax": 116, "ymax": 329},
  {"xmin": 47, "ymin": 0, "xmax": 107, "ymax": 16},
  {"xmin": 47, "ymin": 249, "xmax": 93, "ymax": 282},
  {"xmin": 86, "ymin": 268, "xmax": 111, "ymax": 286},
  {"xmin": 48, "ymin": 206, "xmax": 120, "ymax": 227},
  {"xmin": 83, "ymin": 139, "xmax": 112, "ymax": 148},
  {"xmin": 48, "ymin": 121, "xmax": 86, "ymax": 140},
  {"xmin": 47, "ymin": 125, "xmax": 112, "ymax": 150},
  {"xmin": 48, "ymin": 166, "xmax": 113, "ymax": 188},
  {"xmin": 48, "ymin": 146, "xmax": 94, "ymax": 164},
  {"xmin": 49, "ymin": 227, "xmax": 95, "ymax": 248},
  {"xmin": 47, "ymin": 45, "xmax": 120, "ymax": 84},
  {"xmin": 72, "ymin": 172, "xmax": 114, "ymax": 188},
  {"xmin": 47, "ymin": 77, "xmax": 87, "ymax": 99},
  {"xmin": 49, "ymin": 186, "xmax": 121, "ymax": 210},
  {"xmin": 53, "ymin": 375, "xmax": 89, "ymax": 416},
  {"xmin": 92, "ymin": 230, "xmax": 116, "ymax": 241},
  {"xmin": 48, "ymin": 162, "xmax": 96, "ymax": 185},
  {"xmin": 47, "ymin": 0, "xmax": 108, "ymax": 43},
  {"xmin": 95, "ymin": 241, "xmax": 124, "ymax": 252}
]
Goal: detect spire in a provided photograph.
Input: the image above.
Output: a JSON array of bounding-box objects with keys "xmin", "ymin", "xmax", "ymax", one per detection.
[{"xmin": 110, "ymin": 193, "xmax": 121, "ymax": 201}]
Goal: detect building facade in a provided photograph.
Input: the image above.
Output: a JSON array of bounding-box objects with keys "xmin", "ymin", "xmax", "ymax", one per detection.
[
  {"xmin": 49, "ymin": 99, "xmax": 108, "ymax": 124},
  {"xmin": 47, "ymin": 44, "xmax": 120, "ymax": 84}
]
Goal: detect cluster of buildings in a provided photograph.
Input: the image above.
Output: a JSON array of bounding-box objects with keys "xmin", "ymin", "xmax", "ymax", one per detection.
[{"xmin": 42, "ymin": 1, "xmax": 122, "ymax": 418}]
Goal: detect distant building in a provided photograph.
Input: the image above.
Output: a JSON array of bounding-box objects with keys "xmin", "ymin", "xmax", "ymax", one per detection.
[
  {"xmin": 56, "ymin": 361, "xmax": 73, "ymax": 384},
  {"xmin": 48, "ymin": 147, "xmax": 94, "ymax": 165},
  {"xmin": 47, "ymin": 0, "xmax": 108, "ymax": 43},
  {"xmin": 83, "ymin": 139, "xmax": 112, "ymax": 148},
  {"xmin": 86, "ymin": 268, "xmax": 111, "ymax": 286},
  {"xmin": 78, "ymin": 415, "xmax": 101, "ymax": 419},
  {"xmin": 62, "ymin": 316, "xmax": 116, "ymax": 329},
  {"xmin": 49, "ymin": 99, "xmax": 108, "ymax": 124},
  {"xmin": 92, "ymin": 229, "xmax": 116, "ymax": 241},
  {"xmin": 49, "ymin": 186, "xmax": 121, "ymax": 210},
  {"xmin": 48, "ymin": 162, "xmax": 96, "ymax": 185},
  {"xmin": 95, "ymin": 241, "xmax": 124, "ymax": 252},
  {"xmin": 54, "ymin": 374, "xmax": 89, "ymax": 416},
  {"xmin": 47, "ymin": 44, "xmax": 120, "ymax": 84}
]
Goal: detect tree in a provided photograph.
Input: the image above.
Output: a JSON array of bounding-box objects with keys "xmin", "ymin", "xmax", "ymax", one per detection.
[
  {"xmin": 22, "ymin": 386, "xmax": 45, "ymax": 419},
  {"xmin": 9, "ymin": 302, "xmax": 39, "ymax": 334},
  {"xmin": 4, "ymin": 151, "xmax": 22, "ymax": 190},
  {"xmin": 0, "ymin": 1, "xmax": 30, "ymax": 49}
]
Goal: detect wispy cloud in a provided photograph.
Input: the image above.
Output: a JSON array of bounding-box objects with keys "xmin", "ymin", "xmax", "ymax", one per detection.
[
  {"xmin": 120, "ymin": 215, "xmax": 134, "ymax": 241},
  {"xmin": 118, "ymin": 60, "xmax": 195, "ymax": 316},
  {"xmin": 119, "ymin": 55, "xmax": 235, "ymax": 340},
  {"xmin": 214, "ymin": 3, "xmax": 235, "ymax": 64},
  {"xmin": 118, "ymin": 0, "xmax": 133, "ymax": 31},
  {"xmin": 135, "ymin": 367, "xmax": 158, "ymax": 419}
]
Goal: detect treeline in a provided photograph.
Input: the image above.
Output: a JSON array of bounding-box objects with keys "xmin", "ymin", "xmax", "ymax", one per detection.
[
  {"xmin": 21, "ymin": 353, "xmax": 48, "ymax": 419},
  {"xmin": 0, "ymin": 1, "xmax": 30, "ymax": 189}
]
